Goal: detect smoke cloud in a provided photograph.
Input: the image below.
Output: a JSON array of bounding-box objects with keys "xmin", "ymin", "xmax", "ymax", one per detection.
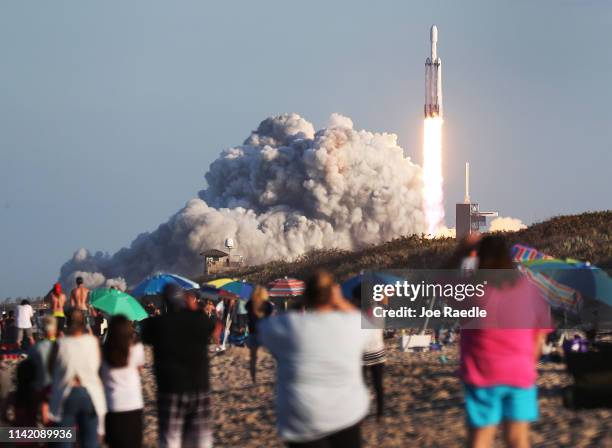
[
  {"xmin": 434, "ymin": 225, "xmax": 456, "ymax": 239},
  {"xmin": 59, "ymin": 113, "xmax": 427, "ymax": 289},
  {"xmin": 489, "ymin": 216, "xmax": 527, "ymax": 232}
]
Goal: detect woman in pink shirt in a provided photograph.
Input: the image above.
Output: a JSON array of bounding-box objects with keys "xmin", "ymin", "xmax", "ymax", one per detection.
[{"xmin": 460, "ymin": 236, "xmax": 550, "ymax": 448}]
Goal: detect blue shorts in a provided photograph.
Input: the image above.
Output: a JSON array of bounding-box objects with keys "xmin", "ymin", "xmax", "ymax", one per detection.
[{"xmin": 464, "ymin": 384, "xmax": 538, "ymax": 427}]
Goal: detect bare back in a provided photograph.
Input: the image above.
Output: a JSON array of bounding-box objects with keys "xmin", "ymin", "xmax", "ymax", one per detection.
[
  {"xmin": 70, "ymin": 286, "xmax": 90, "ymax": 310},
  {"xmin": 52, "ymin": 293, "xmax": 67, "ymax": 315}
]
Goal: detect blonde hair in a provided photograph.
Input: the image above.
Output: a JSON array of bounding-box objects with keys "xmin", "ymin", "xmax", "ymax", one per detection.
[{"xmin": 251, "ymin": 286, "xmax": 270, "ymax": 318}]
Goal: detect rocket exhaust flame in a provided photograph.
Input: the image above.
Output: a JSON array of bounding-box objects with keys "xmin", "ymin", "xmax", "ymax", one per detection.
[{"xmin": 423, "ymin": 117, "xmax": 444, "ymax": 234}]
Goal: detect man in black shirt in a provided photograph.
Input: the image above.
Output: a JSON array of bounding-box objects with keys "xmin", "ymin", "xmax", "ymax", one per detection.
[{"xmin": 141, "ymin": 284, "xmax": 214, "ymax": 448}]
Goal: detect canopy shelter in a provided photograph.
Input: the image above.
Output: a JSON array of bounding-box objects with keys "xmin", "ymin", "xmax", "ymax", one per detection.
[{"xmin": 201, "ymin": 249, "xmax": 229, "ymax": 258}]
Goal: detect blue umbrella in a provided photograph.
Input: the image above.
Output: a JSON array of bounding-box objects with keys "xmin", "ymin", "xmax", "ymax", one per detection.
[
  {"xmin": 218, "ymin": 281, "xmax": 254, "ymax": 300},
  {"xmin": 341, "ymin": 272, "xmax": 404, "ymax": 300},
  {"xmin": 132, "ymin": 273, "xmax": 200, "ymax": 297}
]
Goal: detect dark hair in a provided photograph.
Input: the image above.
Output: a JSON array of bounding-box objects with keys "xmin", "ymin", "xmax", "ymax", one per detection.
[
  {"xmin": 103, "ymin": 315, "xmax": 133, "ymax": 368},
  {"xmin": 76, "ymin": 277, "xmax": 83, "ymax": 286},
  {"xmin": 162, "ymin": 283, "xmax": 184, "ymax": 313},
  {"xmin": 20, "ymin": 300, "xmax": 30, "ymax": 306},
  {"xmin": 351, "ymin": 284, "xmax": 363, "ymax": 309},
  {"xmin": 477, "ymin": 235, "xmax": 513, "ymax": 269},
  {"xmin": 304, "ymin": 271, "xmax": 335, "ymax": 309}
]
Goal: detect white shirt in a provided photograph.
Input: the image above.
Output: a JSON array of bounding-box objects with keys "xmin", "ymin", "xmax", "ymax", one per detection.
[
  {"xmin": 363, "ymin": 328, "xmax": 385, "ymax": 354},
  {"xmin": 16, "ymin": 304, "xmax": 33, "ymax": 329},
  {"xmin": 49, "ymin": 334, "xmax": 107, "ymax": 434},
  {"xmin": 259, "ymin": 311, "xmax": 370, "ymax": 442},
  {"xmin": 101, "ymin": 342, "xmax": 145, "ymax": 412}
]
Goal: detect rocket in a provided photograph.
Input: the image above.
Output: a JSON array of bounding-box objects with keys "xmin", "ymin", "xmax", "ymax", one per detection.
[{"xmin": 424, "ymin": 25, "xmax": 443, "ymax": 118}]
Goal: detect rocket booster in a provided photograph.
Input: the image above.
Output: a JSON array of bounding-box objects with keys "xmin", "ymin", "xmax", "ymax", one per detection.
[{"xmin": 425, "ymin": 25, "xmax": 442, "ymax": 118}]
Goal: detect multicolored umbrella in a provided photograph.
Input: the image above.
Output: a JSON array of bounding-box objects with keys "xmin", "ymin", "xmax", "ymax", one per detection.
[
  {"xmin": 511, "ymin": 244, "xmax": 552, "ymax": 263},
  {"xmin": 519, "ymin": 265, "xmax": 583, "ymax": 314},
  {"xmin": 218, "ymin": 281, "xmax": 254, "ymax": 300},
  {"xmin": 131, "ymin": 273, "xmax": 199, "ymax": 297},
  {"xmin": 206, "ymin": 278, "xmax": 237, "ymax": 288},
  {"xmin": 522, "ymin": 258, "xmax": 612, "ymax": 307},
  {"xmin": 200, "ymin": 285, "xmax": 236, "ymax": 302},
  {"xmin": 268, "ymin": 277, "xmax": 305, "ymax": 297},
  {"xmin": 90, "ymin": 288, "xmax": 149, "ymax": 321}
]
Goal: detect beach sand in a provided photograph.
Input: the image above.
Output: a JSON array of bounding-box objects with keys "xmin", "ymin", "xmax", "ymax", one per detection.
[{"xmin": 140, "ymin": 343, "xmax": 612, "ymax": 447}]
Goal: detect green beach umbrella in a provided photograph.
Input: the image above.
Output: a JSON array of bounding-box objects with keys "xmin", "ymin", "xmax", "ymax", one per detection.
[{"xmin": 90, "ymin": 288, "xmax": 149, "ymax": 321}]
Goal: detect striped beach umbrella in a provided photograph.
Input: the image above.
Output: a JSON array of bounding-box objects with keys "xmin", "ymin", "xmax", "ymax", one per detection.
[
  {"xmin": 519, "ymin": 265, "xmax": 583, "ymax": 314},
  {"xmin": 522, "ymin": 259, "xmax": 612, "ymax": 307},
  {"xmin": 511, "ymin": 244, "xmax": 552, "ymax": 263},
  {"xmin": 267, "ymin": 277, "xmax": 305, "ymax": 297}
]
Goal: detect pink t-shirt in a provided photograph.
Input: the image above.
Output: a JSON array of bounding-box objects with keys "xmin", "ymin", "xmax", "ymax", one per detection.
[{"xmin": 460, "ymin": 278, "xmax": 552, "ymax": 388}]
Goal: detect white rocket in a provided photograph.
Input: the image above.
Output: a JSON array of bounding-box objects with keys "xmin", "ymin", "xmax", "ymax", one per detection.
[{"xmin": 424, "ymin": 25, "xmax": 443, "ymax": 118}]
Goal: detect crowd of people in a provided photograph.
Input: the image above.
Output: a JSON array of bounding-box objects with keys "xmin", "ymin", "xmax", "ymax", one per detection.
[{"xmin": 0, "ymin": 234, "xmax": 569, "ymax": 447}]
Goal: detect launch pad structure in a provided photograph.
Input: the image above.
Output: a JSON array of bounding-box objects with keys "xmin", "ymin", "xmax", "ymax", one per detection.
[{"xmin": 456, "ymin": 163, "xmax": 498, "ymax": 239}]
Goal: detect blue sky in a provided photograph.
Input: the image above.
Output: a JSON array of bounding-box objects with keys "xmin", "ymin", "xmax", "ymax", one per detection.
[{"xmin": 1, "ymin": 1, "xmax": 611, "ymax": 297}]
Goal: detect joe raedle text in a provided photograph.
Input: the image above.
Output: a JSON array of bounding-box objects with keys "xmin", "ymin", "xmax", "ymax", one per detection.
[{"xmin": 372, "ymin": 306, "xmax": 487, "ymax": 319}]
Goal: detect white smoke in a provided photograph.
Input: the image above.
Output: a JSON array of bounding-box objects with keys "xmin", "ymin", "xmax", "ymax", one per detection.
[
  {"xmin": 434, "ymin": 225, "xmax": 456, "ymax": 238},
  {"xmin": 489, "ymin": 216, "xmax": 527, "ymax": 232},
  {"xmin": 64, "ymin": 269, "xmax": 127, "ymax": 292},
  {"xmin": 59, "ymin": 113, "xmax": 426, "ymax": 288}
]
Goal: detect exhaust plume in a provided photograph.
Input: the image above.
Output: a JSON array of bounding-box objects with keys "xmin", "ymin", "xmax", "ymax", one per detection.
[
  {"xmin": 489, "ymin": 216, "xmax": 527, "ymax": 232},
  {"xmin": 59, "ymin": 113, "xmax": 427, "ymax": 288}
]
